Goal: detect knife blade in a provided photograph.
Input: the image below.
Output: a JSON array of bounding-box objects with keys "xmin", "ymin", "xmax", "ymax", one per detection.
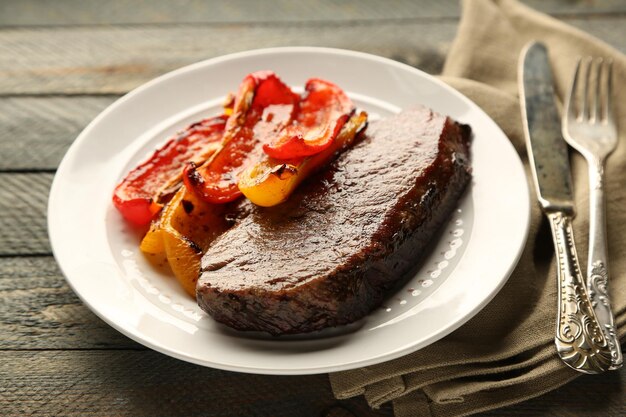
[
  {"xmin": 520, "ymin": 43, "xmax": 574, "ymax": 213},
  {"xmin": 519, "ymin": 41, "xmax": 612, "ymax": 374}
]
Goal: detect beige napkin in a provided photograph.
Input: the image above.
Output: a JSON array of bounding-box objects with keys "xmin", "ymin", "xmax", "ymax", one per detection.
[{"xmin": 330, "ymin": 0, "xmax": 626, "ymax": 416}]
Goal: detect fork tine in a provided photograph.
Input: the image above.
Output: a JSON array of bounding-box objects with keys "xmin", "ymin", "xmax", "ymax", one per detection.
[
  {"xmin": 591, "ymin": 58, "xmax": 603, "ymax": 122},
  {"xmin": 581, "ymin": 57, "xmax": 592, "ymax": 121},
  {"xmin": 565, "ymin": 58, "xmax": 582, "ymax": 122},
  {"xmin": 604, "ymin": 60, "xmax": 614, "ymax": 125}
]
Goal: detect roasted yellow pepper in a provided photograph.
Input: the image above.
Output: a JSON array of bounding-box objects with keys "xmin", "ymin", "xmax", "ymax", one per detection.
[
  {"xmin": 140, "ymin": 186, "xmax": 233, "ymax": 297},
  {"xmin": 238, "ymin": 111, "xmax": 367, "ymax": 207}
]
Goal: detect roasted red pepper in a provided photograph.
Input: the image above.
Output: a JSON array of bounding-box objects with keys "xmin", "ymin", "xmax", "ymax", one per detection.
[
  {"xmin": 183, "ymin": 71, "xmax": 299, "ymax": 203},
  {"xmin": 112, "ymin": 115, "xmax": 227, "ymax": 225},
  {"xmin": 262, "ymin": 78, "xmax": 354, "ymax": 159}
]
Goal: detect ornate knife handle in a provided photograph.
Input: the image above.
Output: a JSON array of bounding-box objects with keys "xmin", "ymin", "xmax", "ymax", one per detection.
[
  {"xmin": 587, "ymin": 162, "xmax": 623, "ymax": 369},
  {"xmin": 547, "ymin": 211, "xmax": 612, "ymax": 374}
]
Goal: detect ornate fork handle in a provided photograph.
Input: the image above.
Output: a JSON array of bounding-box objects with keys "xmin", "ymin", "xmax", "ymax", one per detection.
[
  {"xmin": 547, "ymin": 211, "xmax": 612, "ymax": 374},
  {"xmin": 587, "ymin": 158, "xmax": 623, "ymax": 369}
]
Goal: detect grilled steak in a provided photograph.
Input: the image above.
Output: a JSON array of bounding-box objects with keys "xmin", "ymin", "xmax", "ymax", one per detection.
[{"xmin": 197, "ymin": 106, "xmax": 472, "ymax": 335}]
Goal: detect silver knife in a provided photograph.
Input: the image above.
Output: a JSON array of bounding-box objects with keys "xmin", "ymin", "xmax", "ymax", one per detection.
[{"xmin": 519, "ymin": 41, "xmax": 612, "ymax": 374}]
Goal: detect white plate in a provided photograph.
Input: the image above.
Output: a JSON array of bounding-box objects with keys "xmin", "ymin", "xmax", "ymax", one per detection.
[{"xmin": 48, "ymin": 47, "xmax": 530, "ymax": 375}]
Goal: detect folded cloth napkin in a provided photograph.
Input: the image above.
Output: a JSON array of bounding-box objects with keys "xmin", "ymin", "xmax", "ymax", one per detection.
[{"xmin": 329, "ymin": 0, "xmax": 626, "ymax": 416}]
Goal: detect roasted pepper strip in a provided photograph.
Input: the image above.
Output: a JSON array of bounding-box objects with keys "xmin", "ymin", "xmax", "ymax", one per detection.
[
  {"xmin": 112, "ymin": 115, "xmax": 227, "ymax": 225},
  {"xmin": 183, "ymin": 71, "xmax": 299, "ymax": 203},
  {"xmin": 262, "ymin": 78, "xmax": 354, "ymax": 159},
  {"xmin": 140, "ymin": 186, "xmax": 235, "ymax": 297},
  {"xmin": 239, "ymin": 111, "xmax": 367, "ymax": 207}
]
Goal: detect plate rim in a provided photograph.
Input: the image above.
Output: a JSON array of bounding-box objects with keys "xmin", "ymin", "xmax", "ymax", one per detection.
[{"xmin": 48, "ymin": 46, "xmax": 530, "ymax": 375}]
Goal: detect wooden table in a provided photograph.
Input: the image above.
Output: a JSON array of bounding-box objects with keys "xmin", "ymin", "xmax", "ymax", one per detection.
[{"xmin": 1, "ymin": 1, "xmax": 624, "ymax": 416}]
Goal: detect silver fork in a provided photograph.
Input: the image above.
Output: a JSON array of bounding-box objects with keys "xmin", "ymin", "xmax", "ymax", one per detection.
[{"xmin": 562, "ymin": 57, "xmax": 623, "ymax": 370}]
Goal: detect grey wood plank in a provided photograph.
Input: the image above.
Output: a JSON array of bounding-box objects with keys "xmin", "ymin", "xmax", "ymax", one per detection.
[
  {"xmin": 0, "ymin": 96, "xmax": 116, "ymax": 170},
  {"xmin": 1, "ymin": 17, "xmax": 624, "ymax": 96},
  {"xmin": 0, "ymin": 350, "xmax": 391, "ymax": 417},
  {"xmin": 1, "ymin": 256, "xmax": 623, "ymax": 415},
  {"xmin": 0, "ymin": 0, "xmax": 624, "ymax": 26},
  {"xmin": 0, "ymin": 21, "xmax": 466, "ymax": 95},
  {"xmin": 0, "ymin": 256, "xmax": 139, "ymax": 350},
  {"xmin": 0, "ymin": 349, "xmax": 623, "ymax": 416},
  {"xmin": 0, "ymin": 173, "xmax": 52, "ymax": 255}
]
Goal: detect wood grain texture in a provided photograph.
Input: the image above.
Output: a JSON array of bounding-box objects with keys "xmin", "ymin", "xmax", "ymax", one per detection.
[
  {"xmin": 0, "ymin": 350, "xmax": 392, "ymax": 417},
  {"xmin": 0, "ymin": 0, "xmax": 624, "ymax": 26},
  {"xmin": 0, "ymin": 96, "xmax": 116, "ymax": 170},
  {"xmin": 0, "ymin": 256, "xmax": 624, "ymax": 416},
  {"xmin": 0, "ymin": 22, "xmax": 453, "ymax": 95},
  {"xmin": 0, "ymin": 256, "xmax": 138, "ymax": 349},
  {"xmin": 0, "ymin": 350, "xmax": 622, "ymax": 417},
  {"xmin": 0, "ymin": 17, "xmax": 624, "ymax": 95},
  {"xmin": 0, "ymin": 173, "xmax": 52, "ymax": 255},
  {"xmin": 1, "ymin": 1, "xmax": 625, "ymax": 416}
]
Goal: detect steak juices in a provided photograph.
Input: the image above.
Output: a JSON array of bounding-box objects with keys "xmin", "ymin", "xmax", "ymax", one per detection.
[{"xmin": 113, "ymin": 72, "xmax": 472, "ymax": 335}]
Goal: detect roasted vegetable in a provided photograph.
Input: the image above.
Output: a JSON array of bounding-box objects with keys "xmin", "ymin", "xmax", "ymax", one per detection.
[
  {"xmin": 262, "ymin": 78, "xmax": 355, "ymax": 159},
  {"xmin": 140, "ymin": 186, "xmax": 234, "ymax": 296},
  {"xmin": 125, "ymin": 71, "xmax": 367, "ymax": 299},
  {"xmin": 238, "ymin": 111, "xmax": 367, "ymax": 207},
  {"xmin": 113, "ymin": 115, "xmax": 227, "ymax": 225},
  {"xmin": 183, "ymin": 71, "xmax": 299, "ymax": 204}
]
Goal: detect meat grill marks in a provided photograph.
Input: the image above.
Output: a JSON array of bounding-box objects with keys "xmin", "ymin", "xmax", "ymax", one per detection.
[{"xmin": 197, "ymin": 106, "xmax": 472, "ymax": 335}]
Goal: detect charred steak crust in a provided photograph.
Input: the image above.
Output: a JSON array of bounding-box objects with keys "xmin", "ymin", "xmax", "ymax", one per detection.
[{"xmin": 197, "ymin": 107, "xmax": 472, "ymax": 335}]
